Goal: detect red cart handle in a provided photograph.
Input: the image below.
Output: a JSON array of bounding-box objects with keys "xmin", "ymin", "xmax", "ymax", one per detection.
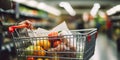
[{"xmin": 9, "ymin": 24, "xmax": 28, "ymax": 33}]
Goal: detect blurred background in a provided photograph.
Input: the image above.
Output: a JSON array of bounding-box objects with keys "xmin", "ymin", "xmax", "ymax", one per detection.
[{"xmin": 0, "ymin": 0, "xmax": 120, "ymax": 60}]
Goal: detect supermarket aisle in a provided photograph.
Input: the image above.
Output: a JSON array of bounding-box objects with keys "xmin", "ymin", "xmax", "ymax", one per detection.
[{"xmin": 90, "ymin": 33, "xmax": 117, "ymax": 60}]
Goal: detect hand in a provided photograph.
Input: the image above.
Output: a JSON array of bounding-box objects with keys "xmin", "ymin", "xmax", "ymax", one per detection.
[{"xmin": 19, "ymin": 20, "xmax": 33, "ymax": 29}]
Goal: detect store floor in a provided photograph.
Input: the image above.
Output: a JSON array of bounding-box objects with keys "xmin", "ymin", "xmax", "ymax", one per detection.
[{"xmin": 90, "ymin": 33, "xmax": 118, "ymax": 60}]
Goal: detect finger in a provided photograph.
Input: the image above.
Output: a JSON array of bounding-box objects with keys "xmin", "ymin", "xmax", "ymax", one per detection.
[
  {"xmin": 26, "ymin": 20, "xmax": 32, "ymax": 24},
  {"xmin": 26, "ymin": 21, "xmax": 33, "ymax": 29},
  {"xmin": 19, "ymin": 20, "xmax": 28, "ymax": 24},
  {"xmin": 19, "ymin": 20, "xmax": 33, "ymax": 29},
  {"xmin": 19, "ymin": 20, "xmax": 30, "ymax": 24}
]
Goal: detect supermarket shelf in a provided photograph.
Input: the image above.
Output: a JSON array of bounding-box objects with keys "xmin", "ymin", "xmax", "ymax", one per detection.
[
  {"xmin": 2, "ymin": 23, "xmax": 15, "ymax": 26},
  {"xmin": 0, "ymin": 9, "xmax": 41, "ymax": 19},
  {"xmin": 1, "ymin": 41, "xmax": 14, "ymax": 51},
  {"xmin": 112, "ymin": 23, "xmax": 120, "ymax": 28},
  {"xmin": 19, "ymin": 4, "xmax": 39, "ymax": 11},
  {"xmin": 0, "ymin": 9, "xmax": 15, "ymax": 15},
  {"xmin": 110, "ymin": 11, "xmax": 120, "ymax": 21},
  {"xmin": 2, "ymin": 22, "xmax": 54, "ymax": 30},
  {"xmin": 110, "ymin": 16, "xmax": 120, "ymax": 21},
  {"xmin": 19, "ymin": 13, "xmax": 42, "ymax": 19}
]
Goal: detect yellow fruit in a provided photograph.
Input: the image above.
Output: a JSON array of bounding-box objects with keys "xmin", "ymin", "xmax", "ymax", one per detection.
[
  {"xmin": 25, "ymin": 45, "xmax": 34, "ymax": 55},
  {"xmin": 51, "ymin": 54, "xmax": 60, "ymax": 60},
  {"xmin": 37, "ymin": 58, "xmax": 43, "ymax": 60},
  {"xmin": 36, "ymin": 40, "xmax": 51, "ymax": 50},
  {"xmin": 45, "ymin": 58, "xmax": 50, "ymax": 60},
  {"xmin": 33, "ymin": 46, "xmax": 46, "ymax": 56}
]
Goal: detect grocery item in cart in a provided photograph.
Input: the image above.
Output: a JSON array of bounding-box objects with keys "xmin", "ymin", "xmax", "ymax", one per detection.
[
  {"xmin": 27, "ymin": 21, "xmax": 77, "ymax": 51},
  {"xmin": 9, "ymin": 21, "xmax": 98, "ymax": 60},
  {"xmin": 35, "ymin": 39, "xmax": 51, "ymax": 50}
]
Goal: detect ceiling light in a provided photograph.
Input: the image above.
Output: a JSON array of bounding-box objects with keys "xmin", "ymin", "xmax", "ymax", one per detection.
[
  {"xmin": 106, "ymin": 5, "xmax": 120, "ymax": 15},
  {"xmin": 59, "ymin": 2, "xmax": 76, "ymax": 16},
  {"xmin": 90, "ymin": 3, "xmax": 100, "ymax": 17}
]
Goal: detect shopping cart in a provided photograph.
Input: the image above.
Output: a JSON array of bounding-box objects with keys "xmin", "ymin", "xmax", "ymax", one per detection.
[{"xmin": 9, "ymin": 24, "xmax": 98, "ymax": 60}]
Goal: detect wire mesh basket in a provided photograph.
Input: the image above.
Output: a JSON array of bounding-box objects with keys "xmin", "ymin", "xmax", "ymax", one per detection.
[{"xmin": 9, "ymin": 25, "xmax": 97, "ymax": 60}]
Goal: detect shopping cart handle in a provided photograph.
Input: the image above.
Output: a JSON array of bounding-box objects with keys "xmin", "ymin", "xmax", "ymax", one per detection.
[{"xmin": 9, "ymin": 24, "xmax": 28, "ymax": 33}]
